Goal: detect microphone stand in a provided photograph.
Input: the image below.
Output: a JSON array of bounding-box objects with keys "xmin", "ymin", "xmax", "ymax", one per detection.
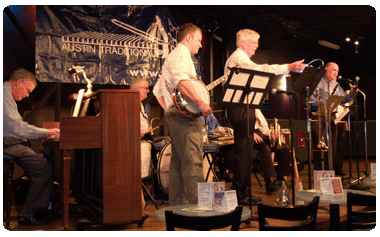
[
  {"xmin": 305, "ymin": 86, "xmax": 313, "ymax": 189},
  {"xmin": 350, "ymin": 88, "xmax": 369, "ymax": 190},
  {"xmin": 276, "ymin": 90, "xmax": 298, "ymax": 206}
]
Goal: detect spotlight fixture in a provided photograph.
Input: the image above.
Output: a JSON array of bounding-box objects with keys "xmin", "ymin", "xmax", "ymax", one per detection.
[
  {"xmin": 318, "ymin": 40, "xmax": 340, "ymax": 50},
  {"xmin": 346, "ymin": 37, "xmax": 351, "ymax": 42},
  {"xmin": 355, "ymin": 41, "xmax": 360, "ymax": 54}
]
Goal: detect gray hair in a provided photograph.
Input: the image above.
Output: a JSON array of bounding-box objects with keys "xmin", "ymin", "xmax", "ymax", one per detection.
[
  {"xmin": 236, "ymin": 29, "xmax": 260, "ymax": 47},
  {"xmin": 130, "ymin": 77, "xmax": 148, "ymax": 89},
  {"xmin": 9, "ymin": 68, "xmax": 37, "ymax": 85}
]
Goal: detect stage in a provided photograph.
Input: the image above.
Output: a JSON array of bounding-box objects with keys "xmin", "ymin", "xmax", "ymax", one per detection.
[{"xmin": 5, "ymin": 158, "xmax": 375, "ymax": 231}]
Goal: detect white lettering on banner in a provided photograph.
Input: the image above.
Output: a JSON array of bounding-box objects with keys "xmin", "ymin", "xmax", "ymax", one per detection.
[
  {"xmin": 61, "ymin": 19, "xmax": 176, "ymax": 60},
  {"xmin": 61, "ymin": 43, "xmax": 161, "ymax": 58},
  {"xmin": 128, "ymin": 70, "xmax": 160, "ymax": 77}
]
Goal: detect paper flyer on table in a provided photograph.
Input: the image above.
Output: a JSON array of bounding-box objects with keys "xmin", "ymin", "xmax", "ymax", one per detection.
[
  {"xmin": 198, "ymin": 181, "xmax": 226, "ymax": 209},
  {"xmin": 221, "ymin": 190, "xmax": 238, "ymax": 213}
]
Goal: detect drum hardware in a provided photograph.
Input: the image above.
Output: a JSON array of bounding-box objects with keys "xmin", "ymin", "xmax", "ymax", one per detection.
[{"xmin": 149, "ymin": 117, "xmax": 165, "ymax": 134}]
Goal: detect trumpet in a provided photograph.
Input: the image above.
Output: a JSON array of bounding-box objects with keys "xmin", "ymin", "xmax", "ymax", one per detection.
[{"xmin": 269, "ymin": 118, "xmax": 282, "ymax": 149}]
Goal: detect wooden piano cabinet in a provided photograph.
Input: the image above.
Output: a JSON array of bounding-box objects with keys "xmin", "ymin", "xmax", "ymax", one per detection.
[{"xmin": 60, "ymin": 89, "xmax": 141, "ymax": 228}]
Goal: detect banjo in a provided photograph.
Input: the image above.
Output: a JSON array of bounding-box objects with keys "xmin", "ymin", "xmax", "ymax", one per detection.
[{"xmin": 172, "ymin": 73, "xmax": 229, "ymax": 119}]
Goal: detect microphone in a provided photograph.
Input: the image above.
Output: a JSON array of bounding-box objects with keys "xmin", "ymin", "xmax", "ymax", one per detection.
[
  {"xmin": 355, "ymin": 76, "xmax": 360, "ymax": 86},
  {"xmin": 338, "ymin": 76, "xmax": 355, "ymax": 84}
]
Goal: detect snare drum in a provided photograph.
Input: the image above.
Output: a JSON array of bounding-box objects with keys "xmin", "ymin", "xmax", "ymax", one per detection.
[{"xmin": 156, "ymin": 142, "xmax": 214, "ymax": 196}]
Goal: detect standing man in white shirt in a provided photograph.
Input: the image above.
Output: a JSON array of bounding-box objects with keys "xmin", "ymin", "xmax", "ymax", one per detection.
[
  {"xmin": 153, "ymin": 23, "xmax": 212, "ymax": 205},
  {"xmin": 224, "ymin": 29, "xmax": 305, "ymax": 205}
]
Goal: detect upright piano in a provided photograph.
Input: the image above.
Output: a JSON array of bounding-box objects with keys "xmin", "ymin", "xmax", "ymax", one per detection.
[{"xmin": 59, "ymin": 89, "xmax": 141, "ymax": 229}]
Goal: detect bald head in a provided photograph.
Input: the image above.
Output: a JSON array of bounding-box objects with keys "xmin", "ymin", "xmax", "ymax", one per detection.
[{"xmin": 324, "ymin": 62, "xmax": 339, "ymax": 81}]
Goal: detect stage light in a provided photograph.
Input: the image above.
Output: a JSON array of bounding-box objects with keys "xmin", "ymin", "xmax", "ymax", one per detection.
[
  {"xmin": 355, "ymin": 41, "xmax": 359, "ymax": 45},
  {"xmin": 346, "ymin": 37, "xmax": 351, "ymax": 42},
  {"xmin": 318, "ymin": 40, "xmax": 340, "ymax": 50}
]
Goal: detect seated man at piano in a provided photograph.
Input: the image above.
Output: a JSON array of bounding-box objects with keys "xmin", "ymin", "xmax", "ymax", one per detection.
[{"xmin": 3, "ymin": 68, "xmax": 60, "ymax": 225}]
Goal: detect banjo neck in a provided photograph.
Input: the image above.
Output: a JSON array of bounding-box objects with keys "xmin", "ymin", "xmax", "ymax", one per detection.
[{"xmin": 205, "ymin": 74, "xmax": 227, "ymax": 91}]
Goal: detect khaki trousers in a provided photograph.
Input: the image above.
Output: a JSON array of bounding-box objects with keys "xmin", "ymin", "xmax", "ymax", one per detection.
[{"xmin": 164, "ymin": 107, "xmax": 204, "ymax": 205}]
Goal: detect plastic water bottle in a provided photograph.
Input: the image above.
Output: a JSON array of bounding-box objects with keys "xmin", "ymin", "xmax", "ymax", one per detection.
[
  {"xmin": 296, "ymin": 180, "xmax": 305, "ymax": 205},
  {"xmin": 279, "ymin": 181, "xmax": 289, "ymax": 207}
]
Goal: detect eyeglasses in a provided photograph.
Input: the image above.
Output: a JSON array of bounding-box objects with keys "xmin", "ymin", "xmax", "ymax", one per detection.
[{"xmin": 21, "ymin": 80, "xmax": 35, "ymax": 94}]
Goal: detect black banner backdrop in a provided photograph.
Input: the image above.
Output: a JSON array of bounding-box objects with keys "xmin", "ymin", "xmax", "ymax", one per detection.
[{"xmin": 36, "ymin": 5, "xmax": 203, "ymax": 86}]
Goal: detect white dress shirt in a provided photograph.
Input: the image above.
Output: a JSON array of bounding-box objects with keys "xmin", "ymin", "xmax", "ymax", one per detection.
[
  {"xmin": 153, "ymin": 43, "xmax": 197, "ymax": 108},
  {"xmin": 255, "ymin": 109, "xmax": 270, "ymax": 136},
  {"xmin": 140, "ymin": 102, "xmax": 151, "ymax": 179},
  {"xmin": 223, "ymin": 48, "xmax": 288, "ymax": 137},
  {"xmin": 223, "ymin": 48, "xmax": 289, "ymax": 85}
]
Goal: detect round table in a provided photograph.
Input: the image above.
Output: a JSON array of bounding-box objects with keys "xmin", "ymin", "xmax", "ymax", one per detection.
[
  {"xmin": 296, "ymin": 189, "xmax": 374, "ymax": 230},
  {"xmin": 155, "ymin": 205, "xmax": 252, "ymax": 223}
]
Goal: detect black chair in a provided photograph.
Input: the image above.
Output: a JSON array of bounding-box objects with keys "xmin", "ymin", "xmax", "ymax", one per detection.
[
  {"xmin": 347, "ymin": 192, "xmax": 376, "ymax": 231},
  {"xmin": 164, "ymin": 206, "xmax": 243, "ymax": 231},
  {"xmin": 3, "ymin": 154, "xmax": 15, "ymax": 230},
  {"xmin": 258, "ymin": 196, "xmax": 319, "ymax": 231}
]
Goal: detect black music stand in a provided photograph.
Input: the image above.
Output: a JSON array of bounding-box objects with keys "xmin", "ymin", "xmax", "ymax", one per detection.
[
  {"xmin": 292, "ymin": 66, "xmax": 325, "ymax": 189},
  {"xmin": 221, "ymin": 67, "xmax": 277, "ymax": 214}
]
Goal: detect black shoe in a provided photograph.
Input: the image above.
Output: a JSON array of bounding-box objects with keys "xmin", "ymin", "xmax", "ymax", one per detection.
[
  {"xmin": 335, "ymin": 170, "xmax": 346, "ymax": 176},
  {"xmin": 142, "ymin": 213, "xmax": 149, "ymax": 222},
  {"xmin": 238, "ymin": 195, "xmax": 262, "ymax": 206},
  {"xmin": 18, "ymin": 216, "xmax": 51, "ymax": 226}
]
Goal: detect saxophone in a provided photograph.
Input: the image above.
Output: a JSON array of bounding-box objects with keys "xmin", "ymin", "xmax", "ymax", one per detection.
[{"xmin": 269, "ymin": 118, "xmax": 282, "ymax": 149}]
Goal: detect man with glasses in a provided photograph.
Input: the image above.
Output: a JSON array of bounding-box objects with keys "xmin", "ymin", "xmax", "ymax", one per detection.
[{"xmin": 3, "ymin": 68, "xmax": 60, "ymax": 225}]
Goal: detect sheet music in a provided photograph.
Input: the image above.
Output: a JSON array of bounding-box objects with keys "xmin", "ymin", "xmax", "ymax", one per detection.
[
  {"xmin": 222, "ymin": 89, "xmax": 235, "ymax": 102},
  {"xmin": 250, "ymin": 75, "xmax": 269, "ymax": 89},
  {"xmin": 229, "ymin": 73, "xmax": 250, "ymax": 86},
  {"xmin": 334, "ymin": 106, "xmax": 350, "ymax": 124},
  {"xmin": 252, "ymin": 92, "xmax": 263, "ymax": 105}
]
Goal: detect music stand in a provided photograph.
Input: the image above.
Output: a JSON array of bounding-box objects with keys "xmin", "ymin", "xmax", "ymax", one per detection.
[
  {"xmin": 221, "ymin": 68, "xmax": 278, "ymax": 109},
  {"xmin": 221, "ymin": 67, "xmax": 276, "ymax": 213},
  {"xmin": 292, "ymin": 66, "xmax": 325, "ymax": 189},
  {"xmin": 293, "ymin": 66, "xmax": 325, "ymax": 97},
  {"xmin": 316, "ymin": 95, "xmax": 345, "ymax": 170}
]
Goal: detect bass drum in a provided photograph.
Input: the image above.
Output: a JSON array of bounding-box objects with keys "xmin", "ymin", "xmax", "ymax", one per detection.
[{"xmin": 156, "ymin": 142, "xmax": 213, "ymax": 196}]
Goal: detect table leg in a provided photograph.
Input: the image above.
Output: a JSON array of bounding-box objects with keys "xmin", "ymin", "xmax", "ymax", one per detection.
[{"xmin": 329, "ymin": 204, "xmax": 340, "ymax": 231}]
